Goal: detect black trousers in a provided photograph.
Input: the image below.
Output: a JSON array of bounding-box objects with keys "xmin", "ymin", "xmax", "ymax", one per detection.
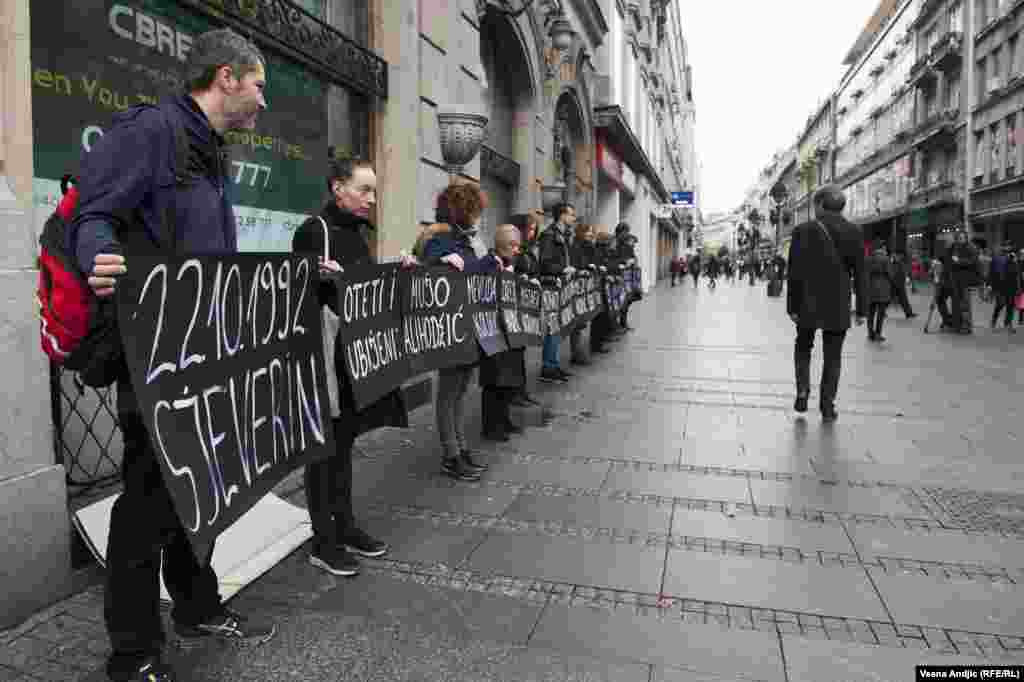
[
  {"xmin": 481, "ymin": 385, "xmax": 513, "ymax": 434},
  {"xmin": 894, "ymin": 283, "xmax": 914, "ymax": 316},
  {"xmin": 304, "ymin": 418, "xmax": 357, "ymax": 552},
  {"xmin": 869, "ymin": 302, "xmax": 887, "ymax": 337},
  {"xmin": 992, "ymin": 292, "xmax": 1018, "ymax": 328},
  {"xmin": 794, "ymin": 328, "xmax": 847, "ymax": 408},
  {"xmin": 106, "ymin": 410, "xmax": 222, "ymax": 678},
  {"xmin": 590, "ymin": 312, "xmax": 610, "ymax": 350}
]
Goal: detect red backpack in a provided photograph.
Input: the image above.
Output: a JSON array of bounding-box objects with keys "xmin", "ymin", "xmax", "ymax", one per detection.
[
  {"xmin": 36, "ymin": 175, "xmax": 125, "ymax": 386},
  {"xmin": 36, "ymin": 105, "xmax": 190, "ymax": 387}
]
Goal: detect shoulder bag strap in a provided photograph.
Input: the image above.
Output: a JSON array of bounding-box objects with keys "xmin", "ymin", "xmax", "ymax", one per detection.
[
  {"xmin": 815, "ymin": 219, "xmax": 841, "ymax": 264},
  {"xmin": 317, "ymin": 216, "xmax": 330, "ymax": 261}
]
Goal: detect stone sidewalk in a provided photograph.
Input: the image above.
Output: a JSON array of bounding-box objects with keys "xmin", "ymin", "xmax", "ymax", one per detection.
[{"xmin": 4, "ymin": 279, "xmax": 1024, "ymax": 681}]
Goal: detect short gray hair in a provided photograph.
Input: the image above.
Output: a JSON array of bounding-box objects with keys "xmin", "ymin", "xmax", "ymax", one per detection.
[
  {"xmin": 812, "ymin": 184, "xmax": 846, "ymax": 214},
  {"xmin": 184, "ymin": 28, "xmax": 264, "ymax": 93}
]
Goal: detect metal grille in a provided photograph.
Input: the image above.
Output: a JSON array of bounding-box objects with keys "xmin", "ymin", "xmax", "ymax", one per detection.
[{"xmin": 50, "ymin": 364, "xmax": 123, "ymax": 499}]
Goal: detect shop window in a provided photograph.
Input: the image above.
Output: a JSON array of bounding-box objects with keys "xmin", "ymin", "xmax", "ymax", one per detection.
[{"xmin": 294, "ymin": 0, "xmax": 324, "ymax": 18}]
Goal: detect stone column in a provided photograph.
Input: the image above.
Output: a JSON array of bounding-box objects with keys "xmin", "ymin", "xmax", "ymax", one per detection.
[
  {"xmin": 370, "ymin": 0, "xmax": 421, "ymax": 259},
  {"xmin": 0, "ymin": 0, "xmax": 72, "ymax": 630}
]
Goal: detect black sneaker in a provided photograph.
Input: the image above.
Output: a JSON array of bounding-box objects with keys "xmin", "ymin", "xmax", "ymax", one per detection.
[
  {"xmin": 442, "ymin": 457, "xmax": 482, "ymax": 481},
  {"xmin": 538, "ymin": 368, "xmax": 562, "ymax": 384},
  {"xmin": 460, "ymin": 450, "xmax": 488, "ymax": 472},
  {"xmin": 175, "ymin": 608, "xmax": 276, "ymax": 647},
  {"xmin": 342, "ymin": 528, "xmax": 389, "ymax": 558},
  {"xmin": 309, "ymin": 545, "xmax": 360, "ymax": 576},
  {"xmin": 821, "ymin": 405, "xmax": 838, "ymax": 423},
  {"xmin": 793, "ymin": 394, "xmax": 808, "ymax": 413},
  {"xmin": 592, "ymin": 347, "xmax": 611, "ymax": 354},
  {"xmin": 111, "ymin": 657, "xmax": 176, "ymax": 682},
  {"xmin": 503, "ymin": 421, "xmax": 523, "ymax": 435},
  {"xmin": 556, "ymin": 368, "xmax": 573, "ymax": 381}
]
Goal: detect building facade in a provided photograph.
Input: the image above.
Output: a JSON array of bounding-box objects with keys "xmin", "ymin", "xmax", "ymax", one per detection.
[
  {"xmin": 969, "ymin": 0, "xmax": 1024, "ymax": 248},
  {"xmin": 0, "ymin": 0, "xmax": 698, "ymax": 626},
  {"xmin": 592, "ymin": 0, "xmax": 696, "ymax": 288}
]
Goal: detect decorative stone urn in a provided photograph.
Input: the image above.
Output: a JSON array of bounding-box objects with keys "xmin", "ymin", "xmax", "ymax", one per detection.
[
  {"xmin": 541, "ymin": 183, "xmax": 567, "ymax": 214},
  {"xmin": 437, "ymin": 112, "xmax": 489, "ymax": 176}
]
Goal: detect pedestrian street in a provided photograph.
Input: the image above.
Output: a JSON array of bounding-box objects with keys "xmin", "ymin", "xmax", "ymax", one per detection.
[{"xmin": 6, "ymin": 279, "xmax": 1024, "ymax": 681}]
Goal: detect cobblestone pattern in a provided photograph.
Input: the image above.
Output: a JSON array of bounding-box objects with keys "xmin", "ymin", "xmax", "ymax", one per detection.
[
  {"xmin": 922, "ymin": 488, "xmax": 1024, "ymax": 536},
  {"xmin": 397, "ymin": 464, "xmax": 1024, "ymax": 538},
  {"xmin": 371, "ymin": 502, "xmax": 1024, "ymax": 585},
  {"xmin": 363, "ymin": 557, "xmax": 1024, "ymax": 660}
]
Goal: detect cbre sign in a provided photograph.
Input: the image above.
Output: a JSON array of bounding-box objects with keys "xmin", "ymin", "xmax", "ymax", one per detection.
[{"xmin": 671, "ymin": 191, "xmax": 694, "ymax": 207}]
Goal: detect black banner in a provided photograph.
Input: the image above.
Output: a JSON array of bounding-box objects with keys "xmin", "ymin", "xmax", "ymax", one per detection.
[
  {"xmin": 116, "ymin": 254, "xmax": 334, "ymax": 561},
  {"xmin": 541, "ymin": 279, "xmax": 561, "ymax": 338},
  {"xmin": 467, "ymin": 272, "xmax": 507, "ymax": 357},
  {"xmin": 516, "ymin": 277, "xmax": 544, "ymax": 347},
  {"xmin": 401, "ymin": 267, "xmax": 478, "ymax": 374},
  {"xmin": 559, "ymin": 277, "xmax": 576, "ymax": 336},
  {"xmin": 498, "ymin": 272, "xmax": 525, "ymax": 349},
  {"xmin": 586, "ymin": 274, "xmax": 602, "ymax": 320},
  {"xmin": 331, "ymin": 264, "xmax": 410, "ymax": 412}
]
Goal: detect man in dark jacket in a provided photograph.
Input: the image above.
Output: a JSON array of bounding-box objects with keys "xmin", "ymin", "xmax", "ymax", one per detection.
[
  {"xmin": 537, "ymin": 202, "xmax": 576, "ymax": 382},
  {"xmin": 889, "ymin": 253, "xmax": 915, "ymax": 318},
  {"xmin": 944, "ymin": 230, "xmax": 980, "ymax": 333},
  {"xmin": 787, "ymin": 184, "xmax": 867, "ymax": 422},
  {"xmin": 73, "ymin": 29, "xmax": 274, "ymax": 682}
]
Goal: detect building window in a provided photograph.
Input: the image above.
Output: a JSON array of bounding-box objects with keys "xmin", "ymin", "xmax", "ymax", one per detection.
[
  {"xmin": 991, "ymin": 124, "xmax": 1001, "ymax": 181},
  {"xmin": 977, "ymin": 57, "xmax": 987, "ymax": 104},
  {"xmin": 1008, "ymin": 113, "xmax": 1018, "ymax": 176},
  {"xmin": 975, "ymin": 131, "xmax": 986, "ymax": 179},
  {"xmin": 1009, "ymin": 36, "xmax": 1019, "ymax": 82},
  {"xmin": 949, "ymin": 2, "xmax": 963, "ymax": 31},
  {"xmin": 992, "ymin": 46, "xmax": 1003, "ymax": 89},
  {"xmin": 945, "ymin": 75, "xmax": 961, "ymax": 111}
]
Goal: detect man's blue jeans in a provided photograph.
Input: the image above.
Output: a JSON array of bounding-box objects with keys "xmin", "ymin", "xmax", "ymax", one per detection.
[{"xmin": 542, "ymin": 334, "xmax": 560, "ymax": 370}]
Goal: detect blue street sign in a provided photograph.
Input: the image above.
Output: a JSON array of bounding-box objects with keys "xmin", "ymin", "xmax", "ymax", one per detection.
[{"xmin": 671, "ymin": 191, "xmax": 694, "ymax": 207}]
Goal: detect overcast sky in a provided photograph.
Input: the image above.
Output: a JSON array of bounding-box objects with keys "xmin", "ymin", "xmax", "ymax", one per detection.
[{"xmin": 681, "ymin": 0, "xmax": 883, "ymax": 215}]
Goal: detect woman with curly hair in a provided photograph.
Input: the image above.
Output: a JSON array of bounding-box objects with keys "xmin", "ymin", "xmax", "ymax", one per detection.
[{"xmin": 420, "ymin": 182, "xmax": 492, "ymax": 481}]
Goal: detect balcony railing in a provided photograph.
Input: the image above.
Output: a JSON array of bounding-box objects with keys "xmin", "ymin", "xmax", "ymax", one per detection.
[{"xmin": 909, "ymin": 179, "xmax": 960, "ymax": 207}]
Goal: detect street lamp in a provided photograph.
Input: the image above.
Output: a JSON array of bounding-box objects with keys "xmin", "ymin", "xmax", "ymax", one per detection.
[{"xmin": 769, "ymin": 181, "xmax": 789, "ymax": 250}]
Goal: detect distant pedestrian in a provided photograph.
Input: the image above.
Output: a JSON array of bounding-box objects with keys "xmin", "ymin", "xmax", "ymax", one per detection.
[
  {"xmin": 889, "ymin": 253, "xmax": 915, "ymax": 318},
  {"xmin": 689, "ymin": 254, "xmax": 701, "ymax": 287},
  {"xmin": 786, "ymin": 184, "xmax": 867, "ymax": 422},
  {"xmin": 867, "ymin": 244, "xmax": 897, "ymax": 342},
  {"xmin": 989, "ymin": 242, "xmax": 1022, "ymax": 333}
]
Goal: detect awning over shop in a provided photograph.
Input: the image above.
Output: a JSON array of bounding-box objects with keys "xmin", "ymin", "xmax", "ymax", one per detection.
[{"xmin": 594, "ymin": 105, "xmax": 668, "ymax": 202}]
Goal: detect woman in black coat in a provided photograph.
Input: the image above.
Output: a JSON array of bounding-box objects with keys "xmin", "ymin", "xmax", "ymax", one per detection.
[
  {"xmin": 480, "ymin": 223, "xmax": 526, "ymax": 440},
  {"xmin": 292, "ymin": 159, "xmax": 408, "ymax": 577},
  {"xmin": 867, "ymin": 244, "xmax": 896, "ymax": 342}
]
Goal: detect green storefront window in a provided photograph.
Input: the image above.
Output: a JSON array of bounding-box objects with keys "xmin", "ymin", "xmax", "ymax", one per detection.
[{"xmin": 293, "ymin": 0, "xmax": 324, "ymax": 18}]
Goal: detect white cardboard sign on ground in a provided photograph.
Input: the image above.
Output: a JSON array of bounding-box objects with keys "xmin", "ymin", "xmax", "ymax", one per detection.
[{"xmin": 73, "ymin": 493, "xmax": 311, "ymax": 603}]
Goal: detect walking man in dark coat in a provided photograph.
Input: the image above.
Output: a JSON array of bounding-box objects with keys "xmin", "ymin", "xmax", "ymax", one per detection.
[{"xmin": 786, "ymin": 185, "xmax": 867, "ymax": 422}]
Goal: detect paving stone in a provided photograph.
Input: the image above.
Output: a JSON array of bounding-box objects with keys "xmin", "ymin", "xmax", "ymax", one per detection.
[
  {"xmin": 747, "ymin": 479, "xmax": 916, "ymax": 516},
  {"xmin": 662, "ymin": 552, "xmax": 888, "ymax": 621},
  {"xmin": 603, "ymin": 469, "xmax": 752, "ymax": 503},
  {"xmin": 475, "ymin": 457, "xmax": 612, "ymax": 489},
  {"xmin": 529, "ymin": 603, "xmax": 785, "ymax": 681},
  {"xmin": 503, "ymin": 493, "xmax": 673, "ymax": 536},
  {"xmin": 872, "ymin": 572, "xmax": 1024, "ymax": 637},
  {"xmin": 466, "ymin": 533, "xmax": 665, "ymax": 595},
  {"xmin": 305, "ymin": 573, "xmax": 544, "ymax": 646},
  {"xmin": 781, "ymin": 636, "xmax": 995, "ymax": 682},
  {"xmin": 849, "ymin": 525, "xmax": 1024, "ymax": 568},
  {"xmin": 670, "ymin": 508, "xmax": 856, "ymax": 555},
  {"xmin": 359, "ymin": 512, "xmax": 488, "ymax": 566}
]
